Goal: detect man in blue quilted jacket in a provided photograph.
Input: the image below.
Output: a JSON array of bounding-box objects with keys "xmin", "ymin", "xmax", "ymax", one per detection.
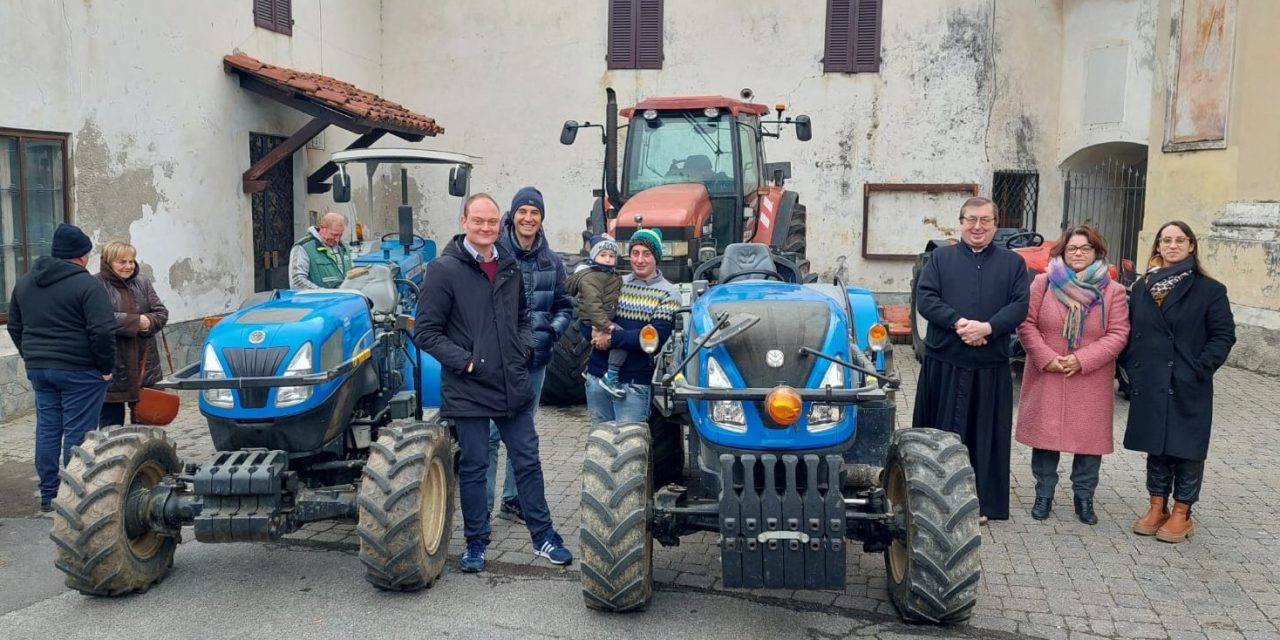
[{"xmin": 486, "ymin": 186, "xmax": 573, "ymax": 524}]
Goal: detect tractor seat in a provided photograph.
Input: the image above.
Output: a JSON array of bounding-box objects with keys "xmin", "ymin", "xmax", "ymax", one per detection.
[
  {"xmin": 719, "ymin": 243, "xmax": 780, "ymax": 282},
  {"xmin": 683, "ymin": 154, "xmax": 714, "ymax": 179},
  {"xmin": 340, "ymin": 264, "xmax": 399, "ymax": 315}
]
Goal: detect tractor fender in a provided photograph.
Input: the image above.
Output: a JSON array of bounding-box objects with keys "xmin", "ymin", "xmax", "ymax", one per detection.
[{"xmin": 768, "ymin": 190, "xmax": 801, "ymax": 248}]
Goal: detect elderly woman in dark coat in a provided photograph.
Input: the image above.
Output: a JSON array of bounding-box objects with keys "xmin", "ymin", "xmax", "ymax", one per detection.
[
  {"xmin": 1123, "ymin": 221, "xmax": 1235, "ymax": 544},
  {"xmin": 97, "ymin": 240, "xmax": 169, "ymax": 426}
]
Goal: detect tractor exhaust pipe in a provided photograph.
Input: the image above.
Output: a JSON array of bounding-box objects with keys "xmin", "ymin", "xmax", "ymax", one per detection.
[{"xmin": 604, "ymin": 88, "xmax": 622, "ymax": 209}]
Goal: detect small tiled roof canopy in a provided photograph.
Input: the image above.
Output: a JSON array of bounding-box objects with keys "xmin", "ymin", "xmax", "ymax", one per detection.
[{"xmin": 223, "ymin": 53, "xmax": 443, "ymax": 137}]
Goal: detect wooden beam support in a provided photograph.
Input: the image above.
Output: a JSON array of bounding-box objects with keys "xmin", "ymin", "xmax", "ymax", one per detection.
[
  {"xmin": 305, "ymin": 130, "xmax": 387, "ymax": 194},
  {"xmin": 242, "ymin": 117, "xmax": 330, "ymax": 194}
]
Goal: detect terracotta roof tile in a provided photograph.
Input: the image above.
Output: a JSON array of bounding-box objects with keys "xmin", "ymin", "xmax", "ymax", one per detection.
[{"xmin": 223, "ymin": 53, "xmax": 442, "ymax": 137}]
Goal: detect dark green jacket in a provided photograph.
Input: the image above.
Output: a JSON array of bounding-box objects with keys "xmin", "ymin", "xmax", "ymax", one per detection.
[{"xmin": 291, "ymin": 230, "xmax": 353, "ymax": 289}]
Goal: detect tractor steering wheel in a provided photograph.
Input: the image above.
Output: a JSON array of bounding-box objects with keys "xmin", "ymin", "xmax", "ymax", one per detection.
[
  {"xmin": 381, "ymin": 232, "xmax": 429, "ymax": 250},
  {"xmin": 722, "ymin": 270, "xmax": 785, "ymax": 283},
  {"xmin": 1004, "ymin": 231, "xmax": 1045, "ymax": 250}
]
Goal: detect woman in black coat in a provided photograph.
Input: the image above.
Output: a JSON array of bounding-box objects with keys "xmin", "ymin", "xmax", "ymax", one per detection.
[
  {"xmin": 96, "ymin": 241, "xmax": 169, "ymax": 426},
  {"xmin": 1123, "ymin": 221, "xmax": 1235, "ymax": 544}
]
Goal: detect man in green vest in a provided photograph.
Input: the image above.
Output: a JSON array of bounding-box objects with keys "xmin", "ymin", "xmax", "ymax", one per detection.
[{"xmin": 289, "ymin": 211, "xmax": 354, "ymax": 289}]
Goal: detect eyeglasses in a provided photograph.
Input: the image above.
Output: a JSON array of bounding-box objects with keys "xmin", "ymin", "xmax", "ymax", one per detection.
[
  {"xmin": 1064, "ymin": 245, "xmax": 1095, "ymax": 254},
  {"xmin": 960, "ymin": 216, "xmax": 996, "ymax": 226},
  {"xmin": 1159, "ymin": 236, "xmax": 1191, "ymax": 246}
]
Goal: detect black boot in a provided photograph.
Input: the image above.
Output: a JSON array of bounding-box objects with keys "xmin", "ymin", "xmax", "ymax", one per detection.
[
  {"xmin": 1031, "ymin": 496, "xmax": 1053, "ymax": 520},
  {"xmin": 1074, "ymin": 497, "xmax": 1098, "ymax": 525}
]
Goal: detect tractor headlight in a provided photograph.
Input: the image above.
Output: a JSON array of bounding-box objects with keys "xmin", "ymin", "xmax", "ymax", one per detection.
[
  {"xmin": 807, "ymin": 364, "xmax": 845, "ymax": 431},
  {"xmin": 276, "ymin": 342, "xmax": 313, "ymax": 407},
  {"xmin": 202, "ymin": 344, "xmax": 233, "ymax": 408},
  {"xmin": 706, "ymin": 356, "xmax": 746, "ymax": 432}
]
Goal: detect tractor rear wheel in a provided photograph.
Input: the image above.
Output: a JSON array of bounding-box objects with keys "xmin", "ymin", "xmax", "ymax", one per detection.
[
  {"xmin": 581, "ymin": 422, "xmax": 654, "ymax": 612},
  {"xmin": 784, "ymin": 204, "xmax": 819, "ymax": 283},
  {"xmin": 51, "ymin": 426, "xmax": 182, "ymax": 596},
  {"xmin": 883, "ymin": 428, "xmax": 981, "ymax": 624},
  {"xmin": 358, "ymin": 421, "xmax": 455, "ymax": 591},
  {"xmin": 542, "ymin": 316, "xmax": 590, "ymax": 406}
]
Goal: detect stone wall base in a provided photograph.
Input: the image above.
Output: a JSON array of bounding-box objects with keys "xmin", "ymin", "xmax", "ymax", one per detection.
[{"xmin": 0, "ymin": 319, "xmax": 211, "ymax": 422}]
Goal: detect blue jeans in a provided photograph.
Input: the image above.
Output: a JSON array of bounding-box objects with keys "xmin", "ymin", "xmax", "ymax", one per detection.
[
  {"xmin": 486, "ymin": 366, "xmax": 545, "ymax": 512},
  {"xmin": 584, "ymin": 373, "xmax": 652, "ymax": 425},
  {"xmin": 27, "ymin": 368, "xmax": 108, "ymax": 502}
]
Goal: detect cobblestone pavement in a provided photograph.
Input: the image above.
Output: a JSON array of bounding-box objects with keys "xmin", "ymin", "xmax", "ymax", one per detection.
[{"xmin": 2, "ymin": 353, "xmax": 1278, "ymax": 639}]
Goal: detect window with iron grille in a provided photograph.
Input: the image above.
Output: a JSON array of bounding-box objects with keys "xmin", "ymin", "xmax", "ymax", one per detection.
[
  {"xmin": 254, "ymin": 0, "xmax": 293, "ymax": 37},
  {"xmin": 608, "ymin": 0, "xmax": 664, "ymax": 70},
  {"xmin": 1, "ymin": 129, "xmax": 72, "ymax": 322},
  {"xmin": 992, "ymin": 170, "xmax": 1038, "ymax": 230},
  {"xmin": 824, "ymin": 0, "xmax": 882, "ymax": 73}
]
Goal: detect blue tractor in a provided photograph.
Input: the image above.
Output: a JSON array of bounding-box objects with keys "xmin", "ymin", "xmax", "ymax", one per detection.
[
  {"xmin": 49, "ymin": 149, "xmax": 475, "ymax": 596},
  {"xmin": 579, "ymin": 243, "xmax": 982, "ymax": 623}
]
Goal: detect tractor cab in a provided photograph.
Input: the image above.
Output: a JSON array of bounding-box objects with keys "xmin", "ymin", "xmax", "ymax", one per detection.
[{"xmin": 561, "ymin": 88, "xmax": 811, "ymax": 282}]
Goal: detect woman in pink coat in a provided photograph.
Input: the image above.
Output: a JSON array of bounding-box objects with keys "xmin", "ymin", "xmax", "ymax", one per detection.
[{"xmin": 1016, "ymin": 225, "xmax": 1129, "ymax": 525}]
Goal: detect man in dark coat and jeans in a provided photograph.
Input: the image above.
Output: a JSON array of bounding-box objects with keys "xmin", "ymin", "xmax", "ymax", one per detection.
[
  {"xmin": 912, "ymin": 197, "xmax": 1030, "ymax": 523},
  {"xmin": 7, "ymin": 223, "xmax": 116, "ymax": 512},
  {"xmin": 413, "ymin": 193, "xmax": 572, "ymax": 573},
  {"xmin": 485, "ymin": 186, "xmax": 573, "ymax": 524}
]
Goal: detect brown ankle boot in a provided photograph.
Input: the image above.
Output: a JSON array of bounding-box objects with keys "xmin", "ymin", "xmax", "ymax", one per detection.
[
  {"xmin": 1156, "ymin": 501, "xmax": 1194, "ymax": 543},
  {"xmin": 1133, "ymin": 496, "xmax": 1169, "ymax": 535}
]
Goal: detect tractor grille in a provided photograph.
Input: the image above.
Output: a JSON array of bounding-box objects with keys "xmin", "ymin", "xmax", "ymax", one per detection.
[
  {"xmin": 709, "ymin": 300, "xmax": 830, "ymax": 389},
  {"xmin": 222, "ymin": 346, "xmax": 289, "ymax": 409}
]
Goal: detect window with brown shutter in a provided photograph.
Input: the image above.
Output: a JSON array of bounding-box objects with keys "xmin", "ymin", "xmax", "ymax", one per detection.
[
  {"xmin": 608, "ymin": 0, "xmax": 664, "ymax": 70},
  {"xmin": 0, "ymin": 128, "xmax": 72, "ymax": 323},
  {"xmin": 254, "ymin": 0, "xmax": 293, "ymax": 37},
  {"xmin": 824, "ymin": 0, "xmax": 882, "ymax": 73}
]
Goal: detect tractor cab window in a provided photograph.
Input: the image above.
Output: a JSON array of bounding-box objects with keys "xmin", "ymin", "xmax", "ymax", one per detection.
[
  {"xmin": 624, "ymin": 112, "xmax": 736, "ymax": 197},
  {"xmin": 737, "ymin": 121, "xmax": 761, "ymax": 195}
]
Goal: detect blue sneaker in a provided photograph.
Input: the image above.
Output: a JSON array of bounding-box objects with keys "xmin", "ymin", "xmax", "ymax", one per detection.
[
  {"xmin": 460, "ymin": 540, "xmax": 487, "ymax": 573},
  {"xmin": 597, "ymin": 372, "xmax": 627, "ymax": 399},
  {"xmin": 534, "ymin": 531, "xmax": 573, "ymax": 566}
]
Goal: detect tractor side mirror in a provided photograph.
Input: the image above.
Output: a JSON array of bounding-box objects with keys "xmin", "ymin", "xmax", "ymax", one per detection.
[
  {"xmin": 333, "ymin": 170, "xmax": 352, "ymax": 203},
  {"xmin": 560, "ymin": 120, "xmax": 580, "ymax": 145},
  {"xmin": 794, "ymin": 115, "xmax": 812, "ymax": 141},
  {"xmin": 448, "ymin": 165, "xmax": 471, "ymax": 198}
]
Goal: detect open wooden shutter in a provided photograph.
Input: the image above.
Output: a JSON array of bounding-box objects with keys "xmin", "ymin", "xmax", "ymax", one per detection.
[
  {"xmin": 608, "ymin": 0, "xmax": 663, "ymax": 70},
  {"xmin": 824, "ymin": 0, "xmax": 881, "ymax": 73}
]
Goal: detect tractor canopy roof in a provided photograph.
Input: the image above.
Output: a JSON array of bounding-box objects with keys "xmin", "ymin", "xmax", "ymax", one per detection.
[{"xmin": 621, "ymin": 96, "xmax": 770, "ymax": 118}]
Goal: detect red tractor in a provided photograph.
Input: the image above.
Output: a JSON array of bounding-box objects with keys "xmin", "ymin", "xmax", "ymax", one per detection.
[{"xmin": 542, "ymin": 88, "xmax": 815, "ymax": 404}]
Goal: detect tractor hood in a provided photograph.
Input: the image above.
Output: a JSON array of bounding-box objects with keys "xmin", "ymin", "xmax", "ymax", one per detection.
[{"xmin": 616, "ymin": 183, "xmax": 712, "ymax": 230}]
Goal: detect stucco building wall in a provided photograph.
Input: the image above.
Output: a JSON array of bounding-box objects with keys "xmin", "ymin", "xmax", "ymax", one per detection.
[{"xmin": 1143, "ymin": 0, "xmax": 1280, "ymax": 374}]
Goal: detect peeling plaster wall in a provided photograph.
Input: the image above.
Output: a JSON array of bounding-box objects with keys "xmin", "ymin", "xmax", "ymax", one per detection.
[
  {"xmin": 380, "ymin": 0, "xmax": 1063, "ymax": 292},
  {"xmin": 1057, "ymin": 0, "xmax": 1158, "ymax": 163},
  {"xmin": 0, "ymin": 0, "xmax": 384, "ymax": 415},
  {"xmin": 1144, "ymin": 0, "xmax": 1280, "ymax": 375},
  {"xmin": 0, "ymin": 0, "xmax": 383, "ymax": 323}
]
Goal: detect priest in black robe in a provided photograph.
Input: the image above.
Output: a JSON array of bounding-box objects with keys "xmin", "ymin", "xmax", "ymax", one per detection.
[{"xmin": 913, "ymin": 196, "xmax": 1030, "ymax": 521}]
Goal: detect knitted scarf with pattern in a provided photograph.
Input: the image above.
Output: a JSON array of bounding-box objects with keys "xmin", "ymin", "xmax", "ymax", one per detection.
[
  {"xmin": 1047, "ymin": 256, "xmax": 1111, "ymax": 350},
  {"xmin": 1146, "ymin": 257, "xmax": 1196, "ymax": 306}
]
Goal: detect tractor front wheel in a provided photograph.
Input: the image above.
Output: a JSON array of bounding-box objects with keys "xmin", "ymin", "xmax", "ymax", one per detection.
[
  {"xmin": 883, "ymin": 428, "xmax": 982, "ymax": 624},
  {"xmin": 51, "ymin": 426, "xmax": 182, "ymax": 596},
  {"xmin": 358, "ymin": 422, "xmax": 455, "ymax": 591},
  {"xmin": 581, "ymin": 422, "xmax": 654, "ymax": 612}
]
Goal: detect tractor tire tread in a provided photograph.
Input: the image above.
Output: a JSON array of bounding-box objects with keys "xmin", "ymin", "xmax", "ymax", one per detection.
[
  {"xmin": 50, "ymin": 426, "xmax": 180, "ymax": 597},
  {"xmin": 885, "ymin": 428, "xmax": 982, "ymax": 624},
  {"xmin": 580, "ymin": 422, "xmax": 654, "ymax": 612},
  {"xmin": 357, "ymin": 422, "xmax": 454, "ymax": 592}
]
